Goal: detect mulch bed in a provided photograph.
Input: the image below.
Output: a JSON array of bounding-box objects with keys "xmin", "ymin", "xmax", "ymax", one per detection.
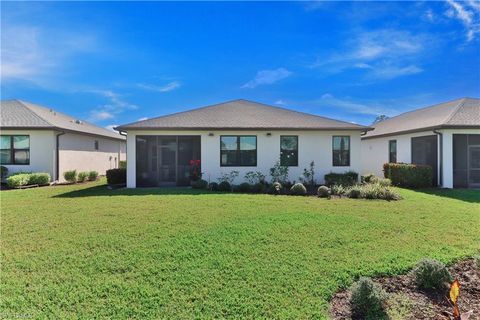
[{"xmin": 330, "ymin": 258, "xmax": 480, "ymax": 319}]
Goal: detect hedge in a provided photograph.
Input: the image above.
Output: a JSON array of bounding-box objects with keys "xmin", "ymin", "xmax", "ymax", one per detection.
[
  {"xmin": 383, "ymin": 163, "xmax": 433, "ymax": 188},
  {"xmin": 324, "ymin": 171, "xmax": 358, "ymax": 186},
  {"xmin": 6, "ymin": 172, "xmax": 51, "ymax": 188},
  {"xmin": 106, "ymin": 168, "xmax": 126, "ymax": 185}
]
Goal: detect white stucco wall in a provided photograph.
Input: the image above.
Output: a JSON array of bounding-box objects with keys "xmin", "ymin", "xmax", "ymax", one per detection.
[
  {"xmin": 0, "ymin": 129, "xmax": 56, "ymax": 178},
  {"xmin": 126, "ymin": 130, "xmax": 363, "ymax": 188},
  {"xmin": 59, "ymin": 132, "xmax": 126, "ymax": 179}
]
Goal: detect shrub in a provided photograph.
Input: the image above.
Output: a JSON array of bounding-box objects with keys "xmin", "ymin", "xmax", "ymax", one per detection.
[
  {"xmin": 361, "ymin": 173, "xmax": 375, "ymax": 184},
  {"xmin": 77, "ymin": 172, "xmax": 88, "ymax": 182},
  {"xmin": 317, "ymin": 185, "xmax": 330, "ymax": 198},
  {"xmin": 218, "ymin": 181, "xmax": 231, "ymax": 192},
  {"xmin": 0, "ymin": 166, "xmax": 8, "ymax": 181},
  {"xmin": 251, "ymin": 182, "xmax": 266, "ymax": 194},
  {"xmin": 270, "ymin": 160, "xmax": 289, "ymax": 183},
  {"xmin": 270, "ymin": 182, "xmax": 282, "ymax": 195},
  {"xmin": 209, "ymin": 182, "xmax": 219, "ymax": 191},
  {"xmin": 413, "ymin": 258, "xmax": 452, "ymax": 293},
  {"xmin": 119, "ymin": 161, "xmax": 127, "ymax": 169},
  {"xmin": 383, "ymin": 163, "xmax": 433, "ymax": 188},
  {"xmin": 244, "ymin": 171, "xmax": 266, "ymax": 185},
  {"xmin": 218, "ymin": 171, "xmax": 239, "ymax": 184},
  {"xmin": 299, "ymin": 161, "xmax": 316, "ymax": 189},
  {"xmin": 350, "ymin": 277, "xmax": 387, "ymax": 319},
  {"xmin": 290, "ymin": 183, "xmax": 307, "ymax": 196},
  {"xmin": 63, "ymin": 170, "xmax": 77, "ymax": 183},
  {"xmin": 237, "ymin": 182, "xmax": 252, "ymax": 193},
  {"xmin": 106, "ymin": 168, "xmax": 126, "ymax": 185},
  {"xmin": 193, "ymin": 179, "xmax": 208, "ymax": 189},
  {"xmin": 331, "ymin": 184, "xmax": 346, "ymax": 196},
  {"xmin": 6, "ymin": 174, "xmax": 30, "ymax": 188},
  {"xmin": 88, "ymin": 171, "xmax": 99, "ymax": 181},
  {"xmin": 346, "ymin": 185, "xmax": 362, "ymax": 198},
  {"xmin": 28, "ymin": 173, "xmax": 50, "ymax": 185},
  {"xmin": 324, "ymin": 171, "xmax": 358, "ymax": 186},
  {"xmin": 371, "ymin": 177, "xmax": 392, "ymax": 187}
]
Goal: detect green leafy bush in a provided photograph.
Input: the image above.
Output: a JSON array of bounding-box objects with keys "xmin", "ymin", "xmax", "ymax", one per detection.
[
  {"xmin": 270, "ymin": 160, "xmax": 289, "ymax": 183},
  {"xmin": 28, "ymin": 173, "xmax": 50, "ymax": 185},
  {"xmin": 244, "ymin": 171, "xmax": 266, "ymax": 185},
  {"xmin": 383, "ymin": 163, "xmax": 433, "ymax": 188},
  {"xmin": 63, "ymin": 170, "xmax": 77, "ymax": 183},
  {"xmin": 324, "ymin": 171, "xmax": 358, "ymax": 186},
  {"xmin": 88, "ymin": 171, "xmax": 98, "ymax": 181},
  {"xmin": 331, "ymin": 184, "xmax": 346, "ymax": 196},
  {"xmin": 0, "ymin": 166, "xmax": 8, "ymax": 181},
  {"xmin": 346, "ymin": 185, "xmax": 362, "ymax": 198},
  {"xmin": 106, "ymin": 168, "xmax": 126, "ymax": 185},
  {"xmin": 237, "ymin": 182, "xmax": 252, "ymax": 193},
  {"xmin": 290, "ymin": 183, "xmax": 307, "ymax": 196},
  {"xmin": 270, "ymin": 182, "xmax": 282, "ymax": 195},
  {"xmin": 299, "ymin": 161, "xmax": 316, "ymax": 189},
  {"xmin": 6, "ymin": 174, "xmax": 30, "ymax": 188},
  {"xmin": 370, "ymin": 177, "xmax": 392, "ymax": 187},
  {"xmin": 193, "ymin": 179, "xmax": 208, "ymax": 189},
  {"xmin": 251, "ymin": 182, "xmax": 266, "ymax": 194},
  {"xmin": 413, "ymin": 258, "xmax": 452, "ymax": 292},
  {"xmin": 350, "ymin": 277, "xmax": 387, "ymax": 319},
  {"xmin": 361, "ymin": 173, "xmax": 375, "ymax": 184},
  {"xmin": 317, "ymin": 185, "xmax": 330, "ymax": 198},
  {"xmin": 218, "ymin": 171, "xmax": 239, "ymax": 184},
  {"xmin": 77, "ymin": 172, "xmax": 88, "ymax": 182},
  {"xmin": 218, "ymin": 181, "xmax": 231, "ymax": 192},
  {"xmin": 209, "ymin": 182, "xmax": 219, "ymax": 191}
]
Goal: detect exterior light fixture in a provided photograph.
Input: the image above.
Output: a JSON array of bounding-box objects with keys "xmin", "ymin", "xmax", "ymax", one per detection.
[
  {"xmin": 266, "ymin": 133, "xmax": 272, "ymax": 136},
  {"xmin": 208, "ymin": 132, "xmax": 214, "ymax": 136}
]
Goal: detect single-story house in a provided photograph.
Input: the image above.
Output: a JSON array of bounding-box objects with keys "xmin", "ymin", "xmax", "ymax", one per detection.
[
  {"xmin": 0, "ymin": 99, "xmax": 126, "ymax": 182},
  {"xmin": 115, "ymin": 99, "xmax": 371, "ymax": 188},
  {"xmin": 361, "ymin": 97, "xmax": 480, "ymax": 188}
]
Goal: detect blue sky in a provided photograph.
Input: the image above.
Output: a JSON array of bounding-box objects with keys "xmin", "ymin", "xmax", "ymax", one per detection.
[{"xmin": 1, "ymin": 1, "xmax": 479, "ymax": 129}]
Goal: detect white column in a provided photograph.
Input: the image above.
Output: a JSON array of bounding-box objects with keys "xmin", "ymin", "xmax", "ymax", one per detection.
[
  {"xmin": 126, "ymin": 132, "xmax": 136, "ymax": 188},
  {"xmin": 442, "ymin": 131, "xmax": 453, "ymax": 188}
]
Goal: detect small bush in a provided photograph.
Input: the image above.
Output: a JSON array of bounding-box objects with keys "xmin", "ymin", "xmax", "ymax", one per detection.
[
  {"xmin": 244, "ymin": 171, "xmax": 266, "ymax": 185},
  {"xmin": 0, "ymin": 166, "xmax": 8, "ymax": 181},
  {"xmin": 361, "ymin": 173, "xmax": 375, "ymax": 184},
  {"xmin": 350, "ymin": 277, "xmax": 387, "ymax": 319},
  {"xmin": 28, "ymin": 173, "xmax": 50, "ymax": 185},
  {"xmin": 317, "ymin": 185, "xmax": 330, "ymax": 198},
  {"xmin": 270, "ymin": 182, "xmax": 282, "ymax": 194},
  {"xmin": 290, "ymin": 183, "xmax": 307, "ymax": 196},
  {"xmin": 237, "ymin": 182, "xmax": 252, "ymax": 193},
  {"xmin": 270, "ymin": 160, "xmax": 289, "ymax": 184},
  {"xmin": 218, "ymin": 181, "xmax": 231, "ymax": 192},
  {"xmin": 119, "ymin": 161, "xmax": 127, "ymax": 169},
  {"xmin": 331, "ymin": 184, "xmax": 346, "ymax": 196},
  {"xmin": 192, "ymin": 179, "xmax": 208, "ymax": 189},
  {"xmin": 77, "ymin": 172, "xmax": 88, "ymax": 182},
  {"xmin": 346, "ymin": 185, "xmax": 362, "ymax": 198},
  {"xmin": 251, "ymin": 182, "xmax": 266, "ymax": 194},
  {"xmin": 361, "ymin": 183, "xmax": 401, "ymax": 200},
  {"xmin": 324, "ymin": 171, "xmax": 358, "ymax": 187},
  {"xmin": 371, "ymin": 177, "xmax": 392, "ymax": 187},
  {"xmin": 106, "ymin": 168, "xmax": 126, "ymax": 185},
  {"xmin": 63, "ymin": 170, "xmax": 77, "ymax": 183},
  {"xmin": 383, "ymin": 163, "xmax": 433, "ymax": 188},
  {"xmin": 209, "ymin": 182, "xmax": 219, "ymax": 191},
  {"xmin": 88, "ymin": 171, "xmax": 98, "ymax": 181},
  {"xmin": 6, "ymin": 174, "xmax": 30, "ymax": 188},
  {"xmin": 413, "ymin": 258, "xmax": 452, "ymax": 293},
  {"xmin": 218, "ymin": 171, "xmax": 239, "ymax": 185}
]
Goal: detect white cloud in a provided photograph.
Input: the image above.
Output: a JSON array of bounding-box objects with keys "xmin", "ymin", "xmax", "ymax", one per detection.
[
  {"xmin": 138, "ymin": 117, "xmax": 148, "ymax": 121},
  {"xmin": 242, "ymin": 68, "xmax": 292, "ymax": 88},
  {"xmin": 424, "ymin": 9, "xmax": 435, "ymax": 22},
  {"xmin": 445, "ymin": 0, "xmax": 480, "ymax": 41},
  {"xmin": 274, "ymin": 100, "xmax": 287, "ymax": 106},
  {"xmin": 105, "ymin": 124, "xmax": 119, "ymax": 132},
  {"xmin": 90, "ymin": 111, "xmax": 114, "ymax": 121},
  {"xmin": 370, "ymin": 65, "xmax": 423, "ymax": 80},
  {"xmin": 87, "ymin": 90, "xmax": 138, "ymax": 123},
  {"xmin": 137, "ymin": 81, "xmax": 181, "ymax": 93}
]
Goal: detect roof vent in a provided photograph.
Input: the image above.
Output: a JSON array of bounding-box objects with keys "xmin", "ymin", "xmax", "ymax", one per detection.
[{"xmin": 74, "ymin": 119, "xmax": 83, "ymax": 125}]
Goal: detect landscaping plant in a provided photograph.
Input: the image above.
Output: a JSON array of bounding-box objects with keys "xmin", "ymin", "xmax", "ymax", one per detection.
[
  {"xmin": 189, "ymin": 159, "xmax": 202, "ymax": 181},
  {"xmin": 413, "ymin": 258, "xmax": 452, "ymax": 293},
  {"xmin": 28, "ymin": 173, "xmax": 50, "ymax": 186},
  {"xmin": 290, "ymin": 183, "xmax": 307, "ymax": 196},
  {"xmin": 63, "ymin": 170, "xmax": 77, "ymax": 183},
  {"xmin": 6, "ymin": 174, "xmax": 30, "ymax": 188},
  {"xmin": 383, "ymin": 163, "xmax": 433, "ymax": 188},
  {"xmin": 106, "ymin": 168, "xmax": 126, "ymax": 185},
  {"xmin": 193, "ymin": 179, "xmax": 208, "ymax": 189},
  {"xmin": 350, "ymin": 277, "xmax": 387, "ymax": 319},
  {"xmin": 251, "ymin": 182, "xmax": 266, "ymax": 194},
  {"xmin": 244, "ymin": 171, "xmax": 266, "ymax": 185},
  {"xmin": 299, "ymin": 161, "xmax": 316, "ymax": 189},
  {"xmin": 330, "ymin": 184, "xmax": 346, "ymax": 196},
  {"xmin": 77, "ymin": 172, "xmax": 88, "ymax": 182},
  {"xmin": 237, "ymin": 182, "xmax": 252, "ymax": 193},
  {"xmin": 317, "ymin": 185, "xmax": 330, "ymax": 198},
  {"xmin": 324, "ymin": 171, "xmax": 358, "ymax": 186},
  {"xmin": 270, "ymin": 181, "xmax": 282, "ymax": 195},
  {"xmin": 88, "ymin": 171, "xmax": 99, "ymax": 181},
  {"xmin": 218, "ymin": 181, "xmax": 231, "ymax": 192},
  {"xmin": 218, "ymin": 171, "xmax": 239, "ymax": 185},
  {"xmin": 208, "ymin": 182, "xmax": 219, "ymax": 191},
  {"xmin": 269, "ymin": 160, "xmax": 289, "ymax": 184}
]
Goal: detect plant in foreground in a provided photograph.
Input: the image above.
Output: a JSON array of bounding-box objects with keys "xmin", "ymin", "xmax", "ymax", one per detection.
[
  {"xmin": 413, "ymin": 258, "xmax": 452, "ymax": 293},
  {"xmin": 290, "ymin": 182, "xmax": 307, "ymax": 196},
  {"xmin": 317, "ymin": 185, "xmax": 330, "ymax": 198},
  {"xmin": 350, "ymin": 277, "xmax": 387, "ymax": 319},
  {"xmin": 63, "ymin": 170, "xmax": 77, "ymax": 183}
]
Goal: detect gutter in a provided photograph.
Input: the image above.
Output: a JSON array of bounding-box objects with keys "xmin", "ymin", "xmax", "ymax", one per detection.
[
  {"xmin": 55, "ymin": 131, "xmax": 65, "ymax": 182},
  {"xmin": 433, "ymin": 129, "xmax": 443, "ymax": 187}
]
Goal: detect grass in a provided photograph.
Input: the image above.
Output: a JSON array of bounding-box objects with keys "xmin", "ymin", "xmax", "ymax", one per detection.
[{"xmin": 1, "ymin": 180, "xmax": 479, "ymax": 319}]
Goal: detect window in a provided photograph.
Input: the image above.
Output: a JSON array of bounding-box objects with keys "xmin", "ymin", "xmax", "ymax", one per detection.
[
  {"xmin": 220, "ymin": 136, "xmax": 256, "ymax": 166},
  {"xmin": 389, "ymin": 140, "xmax": 397, "ymax": 163},
  {"xmin": 94, "ymin": 140, "xmax": 99, "ymax": 150},
  {"xmin": 280, "ymin": 136, "xmax": 298, "ymax": 166},
  {"xmin": 0, "ymin": 135, "xmax": 30, "ymax": 165},
  {"xmin": 332, "ymin": 136, "xmax": 350, "ymax": 166}
]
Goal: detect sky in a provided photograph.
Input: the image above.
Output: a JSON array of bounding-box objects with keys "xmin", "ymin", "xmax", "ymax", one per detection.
[{"xmin": 1, "ymin": 1, "xmax": 479, "ymax": 129}]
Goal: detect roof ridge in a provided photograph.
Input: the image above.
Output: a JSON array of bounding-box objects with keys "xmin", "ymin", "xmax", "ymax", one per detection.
[
  {"xmin": 15, "ymin": 100, "xmax": 55, "ymax": 127},
  {"xmin": 443, "ymin": 98, "xmax": 467, "ymax": 125}
]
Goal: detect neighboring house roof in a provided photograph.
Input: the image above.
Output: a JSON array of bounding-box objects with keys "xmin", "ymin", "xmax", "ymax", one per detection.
[
  {"xmin": 0, "ymin": 99, "xmax": 125, "ymax": 141},
  {"xmin": 363, "ymin": 97, "xmax": 480, "ymax": 139},
  {"xmin": 116, "ymin": 99, "xmax": 371, "ymax": 131}
]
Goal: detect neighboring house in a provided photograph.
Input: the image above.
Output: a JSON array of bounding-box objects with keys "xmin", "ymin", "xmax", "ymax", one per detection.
[
  {"xmin": 0, "ymin": 100, "xmax": 126, "ymax": 182},
  {"xmin": 361, "ymin": 97, "xmax": 480, "ymax": 188},
  {"xmin": 115, "ymin": 99, "xmax": 371, "ymax": 188}
]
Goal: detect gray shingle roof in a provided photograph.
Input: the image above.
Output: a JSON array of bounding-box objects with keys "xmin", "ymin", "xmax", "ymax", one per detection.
[
  {"xmin": 0, "ymin": 100, "xmax": 125, "ymax": 140},
  {"xmin": 116, "ymin": 99, "xmax": 370, "ymax": 131},
  {"xmin": 363, "ymin": 97, "xmax": 480, "ymax": 139}
]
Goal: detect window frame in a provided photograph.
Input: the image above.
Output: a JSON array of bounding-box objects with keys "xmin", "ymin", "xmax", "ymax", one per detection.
[
  {"xmin": 332, "ymin": 135, "xmax": 350, "ymax": 167},
  {"xmin": 0, "ymin": 135, "xmax": 30, "ymax": 165},
  {"xmin": 280, "ymin": 135, "xmax": 298, "ymax": 167},
  {"xmin": 94, "ymin": 140, "xmax": 99, "ymax": 151},
  {"xmin": 220, "ymin": 135, "xmax": 257, "ymax": 167},
  {"xmin": 388, "ymin": 139, "xmax": 397, "ymax": 163}
]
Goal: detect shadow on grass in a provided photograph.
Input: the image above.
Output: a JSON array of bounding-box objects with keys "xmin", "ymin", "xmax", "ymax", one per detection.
[
  {"xmin": 53, "ymin": 184, "xmax": 218, "ymax": 198},
  {"xmin": 415, "ymin": 188, "xmax": 480, "ymax": 204}
]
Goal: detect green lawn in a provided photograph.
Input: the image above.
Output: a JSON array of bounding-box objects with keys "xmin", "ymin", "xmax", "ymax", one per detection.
[{"xmin": 1, "ymin": 180, "xmax": 479, "ymax": 319}]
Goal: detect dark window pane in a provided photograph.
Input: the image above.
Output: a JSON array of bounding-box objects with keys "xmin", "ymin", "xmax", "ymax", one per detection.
[
  {"xmin": 14, "ymin": 150, "xmax": 29, "ymax": 164},
  {"xmin": 220, "ymin": 136, "xmax": 256, "ymax": 166},
  {"xmin": 0, "ymin": 136, "xmax": 11, "ymax": 149},
  {"xmin": 240, "ymin": 150, "xmax": 256, "ymax": 166},
  {"xmin": 468, "ymin": 134, "xmax": 480, "ymax": 145},
  {"xmin": 13, "ymin": 136, "xmax": 29, "ymax": 149},
  {"xmin": 280, "ymin": 136, "xmax": 298, "ymax": 166},
  {"xmin": 0, "ymin": 150, "xmax": 11, "ymax": 164},
  {"xmin": 221, "ymin": 150, "xmax": 237, "ymax": 165},
  {"xmin": 221, "ymin": 137, "xmax": 237, "ymax": 150},
  {"xmin": 333, "ymin": 136, "xmax": 350, "ymax": 166},
  {"xmin": 470, "ymin": 147, "xmax": 480, "ymax": 168},
  {"xmin": 389, "ymin": 140, "xmax": 397, "ymax": 163}
]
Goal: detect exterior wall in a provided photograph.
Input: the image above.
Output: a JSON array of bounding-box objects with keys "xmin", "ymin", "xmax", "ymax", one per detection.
[
  {"xmin": 0, "ymin": 129, "xmax": 56, "ymax": 178},
  {"xmin": 126, "ymin": 129, "xmax": 363, "ymax": 188},
  {"xmin": 59, "ymin": 132, "xmax": 126, "ymax": 181}
]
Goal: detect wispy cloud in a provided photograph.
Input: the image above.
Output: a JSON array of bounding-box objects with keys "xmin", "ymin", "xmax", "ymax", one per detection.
[
  {"xmin": 105, "ymin": 124, "xmax": 119, "ymax": 132},
  {"xmin": 317, "ymin": 94, "xmax": 398, "ymax": 117},
  {"xmin": 369, "ymin": 65, "xmax": 423, "ymax": 80},
  {"xmin": 90, "ymin": 111, "xmax": 115, "ymax": 121},
  {"xmin": 87, "ymin": 90, "xmax": 138, "ymax": 122},
  {"xmin": 445, "ymin": 0, "xmax": 480, "ymax": 41},
  {"xmin": 137, "ymin": 81, "xmax": 181, "ymax": 93},
  {"xmin": 242, "ymin": 68, "xmax": 292, "ymax": 88}
]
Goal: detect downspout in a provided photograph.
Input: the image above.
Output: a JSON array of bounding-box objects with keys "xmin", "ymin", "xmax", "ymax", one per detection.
[
  {"xmin": 433, "ymin": 129, "xmax": 442, "ymax": 187},
  {"xmin": 56, "ymin": 131, "xmax": 65, "ymax": 182}
]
